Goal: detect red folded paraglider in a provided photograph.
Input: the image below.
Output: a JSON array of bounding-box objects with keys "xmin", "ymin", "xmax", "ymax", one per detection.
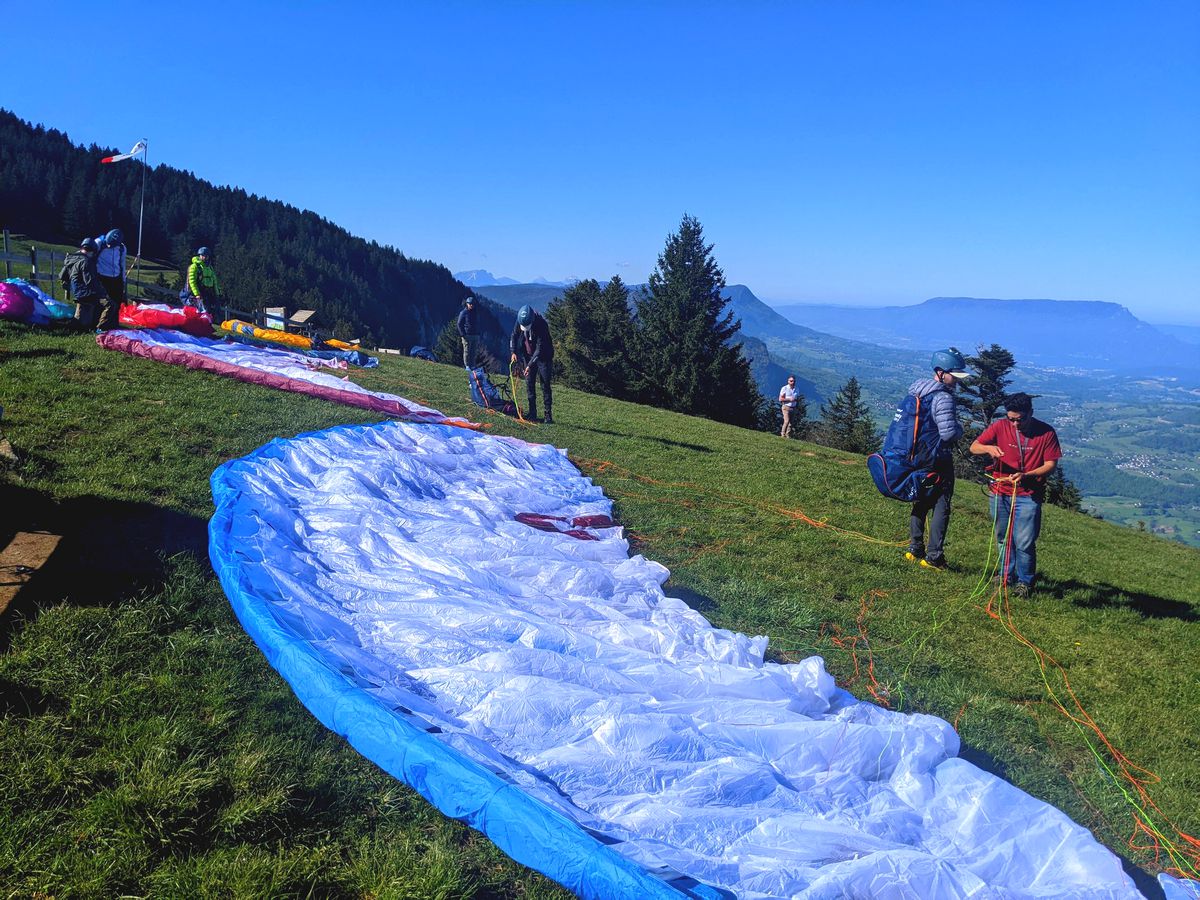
[
  {"xmin": 514, "ymin": 512, "xmax": 617, "ymax": 540},
  {"xmin": 119, "ymin": 302, "xmax": 214, "ymax": 336}
]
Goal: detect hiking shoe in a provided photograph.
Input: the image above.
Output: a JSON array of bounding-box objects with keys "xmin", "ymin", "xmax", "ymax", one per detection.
[
  {"xmin": 1012, "ymin": 582, "xmax": 1031, "ymax": 599},
  {"xmin": 543, "ymin": 414, "xmax": 554, "ymax": 424},
  {"xmin": 903, "ymin": 550, "xmax": 923, "ymax": 563},
  {"xmin": 920, "ymin": 557, "xmax": 948, "ymax": 571}
]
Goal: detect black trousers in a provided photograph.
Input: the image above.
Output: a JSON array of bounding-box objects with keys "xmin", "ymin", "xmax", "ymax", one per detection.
[{"xmin": 525, "ymin": 359, "xmax": 552, "ymax": 418}]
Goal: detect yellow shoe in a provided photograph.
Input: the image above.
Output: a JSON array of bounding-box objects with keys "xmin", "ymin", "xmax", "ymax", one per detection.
[
  {"xmin": 920, "ymin": 557, "xmax": 948, "ymax": 571},
  {"xmin": 904, "ymin": 551, "xmax": 922, "ymax": 563}
]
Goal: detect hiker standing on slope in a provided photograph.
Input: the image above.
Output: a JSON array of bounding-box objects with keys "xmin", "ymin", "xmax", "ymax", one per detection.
[
  {"xmin": 778, "ymin": 375, "xmax": 801, "ymax": 438},
  {"xmin": 970, "ymin": 392, "xmax": 1062, "ymax": 598},
  {"xmin": 510, "ymin": 305, "xmax": 554, "ymax": 424},
  {"xmin": 904, "ymin": 349, "xmax": 968, "ymax": 570},
  {"xmin": 59, "ymin": 238, "xmax": 111, "ymax": 332},
  {"xmin": 186, "ymin": 247, "xmax": 221, "ymax": 313},
  {"xmin": 457, "ymin": 296, "xmax": 480, "ymax": 369},
  {"xmin": 93, "ymin": 229, "xmax": 127, "ymax": 320}
]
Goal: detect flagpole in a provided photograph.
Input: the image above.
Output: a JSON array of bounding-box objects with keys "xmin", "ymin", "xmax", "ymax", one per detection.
[{"xmin": 136, "ymin": 138, "xmax": 147, "ymax": 290}]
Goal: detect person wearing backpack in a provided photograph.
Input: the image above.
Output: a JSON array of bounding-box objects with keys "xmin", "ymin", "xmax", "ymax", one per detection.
[
  {"xmin": 902, "ymin": 349, "xmax": 969, "ymax": 570},
  {"xmin": 970, "ymin": 392, "xmax": 1062, "ymax": 598},
  {"xmin": 185, "ymin": 247, "xmax": 221, "ymax": 313},
  {"xmin": 59, "ymin": 237, "xmax": 111, "ymax": 332}
]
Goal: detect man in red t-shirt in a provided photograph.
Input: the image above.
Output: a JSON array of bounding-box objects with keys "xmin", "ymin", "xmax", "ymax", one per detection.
[{"xmin": 969, "ymin": 392, "xmax": 1062, "ymax": 598}]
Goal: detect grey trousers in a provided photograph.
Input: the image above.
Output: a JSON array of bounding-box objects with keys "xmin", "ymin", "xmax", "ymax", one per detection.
[
  {"xmin": 461, "ymin": 335, "xmax": 479, "ymax": 369},
  {"xmin": 909, "ymin": 465, "xmax": 955, "ymax": 562}
]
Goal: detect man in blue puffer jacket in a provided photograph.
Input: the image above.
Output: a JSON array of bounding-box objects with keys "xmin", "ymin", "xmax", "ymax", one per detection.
[{"xmin": 904, "ymin": 349, "xmax": 968, "ymax": 570}]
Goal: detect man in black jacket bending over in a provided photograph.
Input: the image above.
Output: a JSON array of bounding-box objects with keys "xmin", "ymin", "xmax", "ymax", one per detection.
[{"xmin": 509, "ymin": 305, "xmax": 555, "ymax": 424}]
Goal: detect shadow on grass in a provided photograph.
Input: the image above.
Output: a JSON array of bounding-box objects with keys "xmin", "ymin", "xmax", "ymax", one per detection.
[
  {"xmin": 570, "ymin": 425, "xmax": 713, "ymax": 453},
  {"xmin": 0, "ymin": 481, "xmax": 209, "ymax": 652},
  {"xmin": 3, "ymin": 346, "xmax": 72, "ymax": 361},
  {"xmin": 1039, "ymin": 575, "xmax": 1197, "ymax": 622},
  {"xmin": 664, "ymin": 582, "xmax": 718, "ymax": 614}
]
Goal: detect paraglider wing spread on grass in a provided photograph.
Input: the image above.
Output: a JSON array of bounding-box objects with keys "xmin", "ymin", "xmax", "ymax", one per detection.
[{"xmin": 208, "ymin": 420, "xmax": 1145, "ymax": 900}]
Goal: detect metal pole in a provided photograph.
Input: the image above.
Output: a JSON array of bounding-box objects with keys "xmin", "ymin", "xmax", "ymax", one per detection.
[
  {"xmin": 29, "ymin": 244, "xmax": 36, "ymax": 288},
  {"xmin": 135, "ymin": 138, "xmax": 147, "ymax": 290},
  {"xmin": 2, "ymin": 229, "xmax": 9, "ymax": 279}
]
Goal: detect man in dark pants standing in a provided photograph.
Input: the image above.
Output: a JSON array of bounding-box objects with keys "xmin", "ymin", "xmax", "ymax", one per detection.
[
  {"xmin": 509, "ymin": 305, "xmax": 554, "ymax": 424},
  {"xmin": 457, "ymin": 296, "xmax": 479, "ymax": 369},
  {"xmin": 904, "ymin": 349, "xmax": 969, "ymax": 570}
]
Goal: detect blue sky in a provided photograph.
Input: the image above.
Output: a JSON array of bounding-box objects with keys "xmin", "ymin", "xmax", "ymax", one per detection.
[{"xmin": 5, "ymin": 1, "xmax": 1198, "ymax": 323}]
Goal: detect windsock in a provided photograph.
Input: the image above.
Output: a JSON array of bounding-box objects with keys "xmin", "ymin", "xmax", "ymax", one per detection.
[{"xmin": 100, "ymin": 140, "xmax": 147, "ymax": 164}]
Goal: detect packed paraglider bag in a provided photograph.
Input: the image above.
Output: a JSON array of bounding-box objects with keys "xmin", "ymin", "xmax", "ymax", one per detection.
[
  {"xmin": 867, "ymin": 392, "xmax": 946, "ymax": 502},
  {"xmin": 467, "ymin": 366, "xmax": 516, "ymax": 416}
]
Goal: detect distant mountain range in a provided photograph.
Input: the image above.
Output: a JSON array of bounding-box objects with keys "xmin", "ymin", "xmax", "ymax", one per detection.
[
  {"xmin": 1154, "ymin": 323, "xmax": 1200, "ymax": 347},
  {"xmin": 454, "ymin": 270, "xmax": 521, "ymax": 287},
  {"xmin": 455, "ymin": 270, "xmax": 575, "ymax": 288},
  {"xmin": 772, "ymin": 298, "xmax": 1200, "ymax": 375},
  {"xmin": 470, "ymin": 283, "xmax": 568, "ymax": 311}
]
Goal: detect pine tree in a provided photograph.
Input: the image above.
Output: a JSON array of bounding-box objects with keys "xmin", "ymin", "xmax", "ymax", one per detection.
[
  {"xmin": 959, "ymin": 344, "xmax": 1016, "ymax": 429},
  {"xmin": 433, "ymin": 319, "xmax": 461, "ymax": 366},
  {"xmin": 633, "ymin": 215, "xmax": 762, "ymax": 427},
  {"xmin": 1045, "ymin": 465, "xmax": 1084, "ymax": 511},
  {"xmin": 815, "ymin": 376, "xmax": 881, "ymax": 453},
  {"xmin": 545, "ymin": 276, "xmax": 634, "ymax": 398},
  {"xmin": 956, "ymin": 343, "xmax": 1017, "ymax": 482}
]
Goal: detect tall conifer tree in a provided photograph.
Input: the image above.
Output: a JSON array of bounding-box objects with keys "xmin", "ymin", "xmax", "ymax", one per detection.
[
  {"xmin": 633, "ymin": 215, "xmax": 762, "ymax": 427},
  {"xmin": 816, "ymin": 376, "xmax": 881, "ymax": 453},
  {"xmin": 546, "ymin": 276, "xmax": 634, "ymax": 398}
]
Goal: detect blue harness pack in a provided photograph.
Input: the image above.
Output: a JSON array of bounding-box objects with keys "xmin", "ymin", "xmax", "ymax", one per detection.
[
  {"xmin": 467, "ymin": 366, "xmax": 516, "ymax": 416},
  {"xmin": 867, "ymin": 393, "xmax": 946, "ymax": 502}
]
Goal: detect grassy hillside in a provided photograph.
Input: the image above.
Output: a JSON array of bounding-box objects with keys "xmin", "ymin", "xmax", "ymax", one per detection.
[{"xmin": 1, "ymin": 321, "xmax": 1197, "ymax": 897}]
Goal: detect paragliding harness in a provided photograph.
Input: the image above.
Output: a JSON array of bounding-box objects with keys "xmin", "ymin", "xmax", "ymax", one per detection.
[
  {"xmin": 866, "ymin": 393, "xmax": 946, "ymax": 502},
  {"xmin": 467, "ymin": 366, "xmax": 517, "ymax": 417}
]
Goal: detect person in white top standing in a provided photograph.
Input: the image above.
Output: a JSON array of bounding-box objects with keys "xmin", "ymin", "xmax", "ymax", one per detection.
[{"xmin": 778, "ymin": 375, "xmax": 801, "ymax": 438}]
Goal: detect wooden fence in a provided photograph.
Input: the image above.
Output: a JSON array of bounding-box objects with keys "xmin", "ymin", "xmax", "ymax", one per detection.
[
  {"xmin": 1, "ymin": 229, "xmax": 180, "ymax": 303},
  {"xmin": 3, "ymin": 231, "xmax": 318, "ymax": 334}
]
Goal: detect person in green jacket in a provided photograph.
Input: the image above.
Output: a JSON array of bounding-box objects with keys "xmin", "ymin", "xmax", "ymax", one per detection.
[{"xmin": 186, "ymin": 246, "xmax": 221, "ymax": 312}]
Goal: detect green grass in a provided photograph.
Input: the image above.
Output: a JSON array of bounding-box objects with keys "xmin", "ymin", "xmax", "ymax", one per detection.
[{"xmin": 2, "ymin": 321, "xmax": 1198, "ymax": 896}]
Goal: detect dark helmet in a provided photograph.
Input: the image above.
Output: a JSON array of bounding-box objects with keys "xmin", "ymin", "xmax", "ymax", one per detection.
[
  {"xmin": 105, "ymin": 228, "xmax": 123, "ymax": 246},
  {"xmin": 517, "ymin": 305, "xmax": 534, "ymax": 328},
  {"xmin": 464, "ymin": 296, "xmax": 475, "ymax": 306},
  {"xmin": 197, "ymin": 246, "xmax": 210, "ymax": 257},
  {"xmin": 930, "ymin": 349, "xmax": 968, "ymax": 378},
  {"xmin": 79, "ymin": 237, "xmax": 98, "ymax": 253}
]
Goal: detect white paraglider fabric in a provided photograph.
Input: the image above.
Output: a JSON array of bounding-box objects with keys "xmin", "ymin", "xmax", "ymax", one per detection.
[{"xmin": 210, "ymin": 421, "xmax": 1143, "ymax": 899}]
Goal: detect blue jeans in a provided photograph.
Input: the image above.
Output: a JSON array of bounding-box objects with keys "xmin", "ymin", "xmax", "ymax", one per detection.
[{"xmin": 991, "ymin": 494, "xmax": 1042, "ymax": 586}]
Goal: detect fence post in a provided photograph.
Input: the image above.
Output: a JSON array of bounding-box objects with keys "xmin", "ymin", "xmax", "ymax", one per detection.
[{"xmin": 2, "ymin": 229, "xmax": 9, "ymax": 279}]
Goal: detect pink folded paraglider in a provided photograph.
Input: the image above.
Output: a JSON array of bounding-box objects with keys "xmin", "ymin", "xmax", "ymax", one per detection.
[
  {"xmin": 119, "ymin": 302, "xmax": 213, "ymax": 336},
  {"xmin": 0, "ymin": 282, "xmax": 34, "ymax": 322}
]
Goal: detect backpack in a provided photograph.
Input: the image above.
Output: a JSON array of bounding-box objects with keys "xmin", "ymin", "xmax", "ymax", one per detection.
[
  {"xmin": 467, "ymin": 366, "xmax": 516, "ymax": 416},
  {"xmin": 866, "ymin": 392, "xmax": 946, "ymax": 502}
]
